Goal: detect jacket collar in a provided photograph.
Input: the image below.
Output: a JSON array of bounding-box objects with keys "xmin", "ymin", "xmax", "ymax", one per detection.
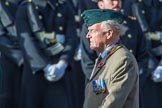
[{"xmin": 90, "ymin": 41, "xmax": 122, "ymax": 80}]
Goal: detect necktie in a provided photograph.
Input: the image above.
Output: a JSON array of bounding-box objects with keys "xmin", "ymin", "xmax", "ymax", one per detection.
[{"xmin": 98, "ymin": 55, "xmax": 102, "ymax": 63}]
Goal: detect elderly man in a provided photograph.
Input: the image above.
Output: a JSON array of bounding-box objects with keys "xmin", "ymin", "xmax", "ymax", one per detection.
[
  {"xmin": 82, "ymin": 9, "xmax": 139, "ymax": 108},
  {"xmin": 81, "ymin": 0, "xmax": 148, "ymax": 86}
]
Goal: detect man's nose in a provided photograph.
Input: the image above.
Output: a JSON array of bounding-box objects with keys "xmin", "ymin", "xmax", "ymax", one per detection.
[{"xmin": 86, "ymin": 32, "xmax": 90, "ymax": 38}]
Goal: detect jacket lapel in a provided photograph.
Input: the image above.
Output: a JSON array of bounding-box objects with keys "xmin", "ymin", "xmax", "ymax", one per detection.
[{"xmin": 90, "ymin": 43, "xmax": 122, "ymax": 80}]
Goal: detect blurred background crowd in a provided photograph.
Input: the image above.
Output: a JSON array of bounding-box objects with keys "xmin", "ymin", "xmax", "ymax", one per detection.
[{"xmin": 0, "ymin": 0, "xmax": 162, "ymax": 108}]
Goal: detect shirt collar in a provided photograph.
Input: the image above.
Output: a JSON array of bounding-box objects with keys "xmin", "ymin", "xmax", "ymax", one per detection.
[{"xmin": 100, "ymin": 40, "xmax": 119, "ymax": 59}]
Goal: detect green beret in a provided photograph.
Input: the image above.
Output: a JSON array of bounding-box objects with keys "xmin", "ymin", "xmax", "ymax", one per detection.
[{"xmin": 81, "ymin": 9, "xmax": 123, "ymax": 26}]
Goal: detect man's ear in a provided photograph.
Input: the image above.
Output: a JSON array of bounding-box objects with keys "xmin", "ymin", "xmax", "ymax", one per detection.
[
  {"xmin": 97, "ymin": 1, "xmax": 104, "ymax": 9},
  {"xmin": 106, "ymin": 29, "xmax": 113, "ymax": 39}
]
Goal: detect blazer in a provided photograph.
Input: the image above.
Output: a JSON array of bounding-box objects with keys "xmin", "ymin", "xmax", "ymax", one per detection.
[{"xmin": 83, "ymin": 43, "xmax": 139, "ymax": 108}]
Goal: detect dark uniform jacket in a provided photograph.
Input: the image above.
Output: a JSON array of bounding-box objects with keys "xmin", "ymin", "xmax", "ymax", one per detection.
[
  {"xmin": 133, "ymin": 0, "xmax": 162, "ymax": 50},
  {"xmin": 130, "ymin": 1, "xmax": 162, "ymax": 108},
  {"xmin": 0, "ymin": 0, "xmax": 23, "ymax": 66},
  {"xmin": 15, "ymin": 1, "xmax": 77, "ymax": 108},
  {"xmin": 0, "ymin": 1, "xmax": 23, "ymax": 108},
  {"xmin": 16, "ymin": 0, "xmax": 77, "ymax": 74}
]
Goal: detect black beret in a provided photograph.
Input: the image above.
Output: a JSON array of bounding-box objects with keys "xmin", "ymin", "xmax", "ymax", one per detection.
[{"xmin": 81, "ymin": 9, "xmax": 123, "ymax": 26}]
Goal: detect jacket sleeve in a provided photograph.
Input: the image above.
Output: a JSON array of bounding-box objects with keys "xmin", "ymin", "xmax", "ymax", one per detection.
[
  {"xmin": 16, "ymin": 4, "xmax": 48, "ymax": 74},
  {"xmin": 135, "ymin": 20, "xmax": 149, "ymax": 86},
  {"xmin": 58, "ymin": 1, "xmax": 77, "ymax": 64},
  {"xmin": 132, "ymin": 3, "xmax": 149, "ymax": 32},
  {"xmin": 0, "ymin": 19, "xmax": 23, "ymax": 66}
]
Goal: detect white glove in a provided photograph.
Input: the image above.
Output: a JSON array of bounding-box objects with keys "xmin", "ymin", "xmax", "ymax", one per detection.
[
  {"xmin": 152, "ymin": 66, "xmax": 162, "ymax": 82},
  {"xmin": 43, "ymin": 60, "xmax": 68, "ymax": 82},
  {"xmin": 146, "ymin": 32, "xmax": 162, "ymax": 41}
]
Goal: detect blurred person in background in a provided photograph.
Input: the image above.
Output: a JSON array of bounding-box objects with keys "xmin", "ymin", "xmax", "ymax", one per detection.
[
  {"xmin": 129, "ymin": 0, "xmax": 162, "ymax": 108},
  {"xmin": 16, "ymin": 0, "xmax": 77, "ymax": 108},
  {"xmin": 0, "ymin": 0, "xmax": 23, "ymax": 108},
  {"xmin": 68, "ymin": 0, "xmax": 86, "ymax": 108}
]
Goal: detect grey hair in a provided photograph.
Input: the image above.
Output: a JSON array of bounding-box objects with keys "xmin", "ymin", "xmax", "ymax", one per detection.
[{"xmin": 101, "ymin": 20, "xmax": 128, "ymax": 36}]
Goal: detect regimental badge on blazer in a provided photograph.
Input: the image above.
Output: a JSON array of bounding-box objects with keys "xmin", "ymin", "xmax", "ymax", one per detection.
[{"xmin": 92, "ymin": 78, "xmax": 107, "ymax": 94}]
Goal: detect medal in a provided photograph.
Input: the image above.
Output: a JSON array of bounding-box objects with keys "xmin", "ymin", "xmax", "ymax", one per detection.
[
  {"xmin": 92, "ymin": 78, "xmax": 106, "ymax": 94},
  {"xmin": 92, "ymin": 80, "xmax": 99, "ymax": 94},
  {"xmin": 99, "ymin": 78, "xmax": 106, "ymax": 93}
]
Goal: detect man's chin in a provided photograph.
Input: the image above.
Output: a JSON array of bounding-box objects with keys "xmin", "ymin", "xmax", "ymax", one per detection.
[{"xmin": 90, "ymin": 46, "xmax": 96, "ymax": 51}]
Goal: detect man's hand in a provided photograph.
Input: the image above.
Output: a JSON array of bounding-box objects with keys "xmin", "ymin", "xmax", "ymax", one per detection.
[{"xmin": 43, "ymin": 60, "xmax": 68, "ymax": 82}]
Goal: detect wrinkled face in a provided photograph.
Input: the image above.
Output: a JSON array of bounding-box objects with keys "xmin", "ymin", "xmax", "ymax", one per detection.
[
  {"xmin": 86, "ymin": 23, "xmax": 106, "ymax": 52},
  {"xmin": 98, "ymin": 0, "xmax": 122, "ymax": 11}
]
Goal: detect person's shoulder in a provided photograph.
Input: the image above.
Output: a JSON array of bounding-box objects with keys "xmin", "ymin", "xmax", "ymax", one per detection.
[
  {"xmin": 114, "ymin": 45, "xmax": 133, "ymax": 57},
  {"xmin": 123, "ymin": 15, "xmax": 142, "ymax": 29},
  {"xmin": 123, "ymin": 15, "xmax": 137, "ymax": 23}
]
